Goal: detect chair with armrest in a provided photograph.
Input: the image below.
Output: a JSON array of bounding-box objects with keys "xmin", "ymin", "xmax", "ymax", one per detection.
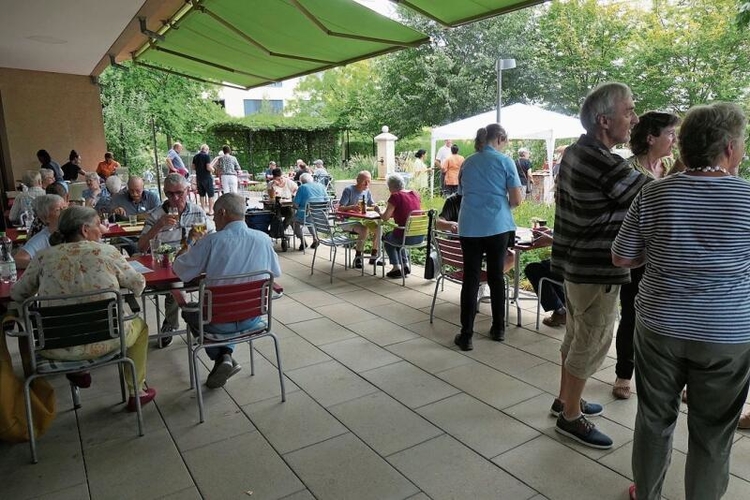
[
  {"xmin": 308, "ymin": 206, "xmax": 359, "ymax": 283},
  {"xmin": 174, "ymin": 270, "xmax": 285, "ymax": 423},
  {"xmin": 8, "ymin": 289, "xmax": 143, "ymax": 463},
  {"xmin": 429, "ymin": 230, "xmax": 509, "ymax": 325},
  {"xmin": 381, "ymin": 210, "xmax": 430, "ymax": 286}
]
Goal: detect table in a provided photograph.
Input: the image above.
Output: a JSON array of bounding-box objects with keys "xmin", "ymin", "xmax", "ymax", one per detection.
[
  {"xmin": 335, "ymin": 209, "xmax": 384, "ymax": 274},
  {"xmin": 5, "ymin": 223, "xmax": 144, "ymax": 245},
  {"xmin": 511, "ymin": 229, "xmax": 552, "ymax": 326}
]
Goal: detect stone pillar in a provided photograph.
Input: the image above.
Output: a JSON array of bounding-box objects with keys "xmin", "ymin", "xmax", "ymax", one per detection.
[
  {"xmin": 374, "ymin": 126, "xmax": 398, "ymax": 179},
  {"xmin": 530, "ymin": 171, "xmax": 555, "ymax": 204}
]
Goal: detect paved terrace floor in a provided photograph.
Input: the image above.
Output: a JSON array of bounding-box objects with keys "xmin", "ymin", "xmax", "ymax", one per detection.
[{"xmin": 3, "ymin": 246, "xmax": 750, "ymax": 500}]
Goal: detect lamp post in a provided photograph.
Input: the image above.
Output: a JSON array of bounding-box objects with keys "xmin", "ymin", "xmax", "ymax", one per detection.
[{"xmin": 496, "ymin": 58, "xmax": 516, "ymax": 124}]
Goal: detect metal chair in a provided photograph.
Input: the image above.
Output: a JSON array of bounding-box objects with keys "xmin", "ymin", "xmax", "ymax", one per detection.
[
  {"xmin": 301, "ymin": 198, "xmax": 331, "ymax": 255},
  {"xmin": 429, "ymin": 230, "xmax": 509, "ymax": 325},
  {"xmin": 10, "ymin": 289, "xmax": 143, "ymax": 463},
  {"xmin": 381, "ymin": 210, "xmax": 430, "ymax": 286},
  {"xmin": 176, "ymin": 270, "xmax": 285, "ymax": 423},
  {"xmin": 308, "ymin": 206, "xmax": 359, "ymax": 283},
  {"xmin": 535, "ymin": 276, "xmax": 565, "ymax": 330}
]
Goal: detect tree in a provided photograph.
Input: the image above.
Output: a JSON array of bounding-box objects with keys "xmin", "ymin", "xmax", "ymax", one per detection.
[{"xmin": 98, "ymin": 63, "xmax": 226, "ymax": 173}]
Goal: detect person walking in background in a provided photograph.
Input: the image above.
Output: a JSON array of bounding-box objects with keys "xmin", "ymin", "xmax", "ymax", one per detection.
[
  {"xmin": 613, "ymin": 102, "xmax": 750, "ymax": 500},
  {"xmin": 216, "ymin": 145, "xmax": 241, "ymax": 194},
  {"xmin": 434, "ymin": 139, "xmax": 452, "ymax": 194},
  {"xmin": 96, "ymin": 152, "xmax": 121, "ymax": 179},
  {"xmin": 441, "ymin": 144, "xmax": 464, "ymax": 196},
  {"xmin": 412, "ymin": 149, "xmax": 430, "ymax": 190},
  {"xmin": 166, "ymin": 142, "xmax": 188, "ymax": 178},
  {"xmin": 192, "ymin": 144, "xmax": 215, "ymax": 215},
  {"xmin": 453, "ymin": 124, "xmax": 522, "ymax": 352},
  {"xmin": 515, "ymin": 148, "xmax": 532, "ymax": 195},
  {"xmin": 612, "ymin": 111, "xmax": 680, "ymax": 401},
  {"xmin": 61, "ymin": 150, "xmax": 86, "ymax": 181},
  {"xmin": 550, "ymin": 82, "xmax": 649, "ymax": 450}
]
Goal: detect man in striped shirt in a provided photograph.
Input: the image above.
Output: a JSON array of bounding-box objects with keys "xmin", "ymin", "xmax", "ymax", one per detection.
[{"xmin": 550, "ymin": 82, "xmax": 650, "ymax": 449}]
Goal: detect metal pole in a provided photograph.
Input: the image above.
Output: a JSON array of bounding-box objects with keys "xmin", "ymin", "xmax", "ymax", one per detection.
[
  {"xmin": 151, "ymin": 118, "xmax": 163, "ymax": 202},
  {"xmin": 496, "ymin": 60, "xmax": 503, "ymax": 124}
]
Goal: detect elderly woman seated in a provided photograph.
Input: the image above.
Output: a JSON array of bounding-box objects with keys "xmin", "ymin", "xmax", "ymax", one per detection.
[
  {"xmin": 15, "ymin": 194, "xmax": 67, "ymax": 269},
  {"xmin": 9, "ymin": 170, "xmax": 46, "ymax": 225},
  {"xmin": 373, "ymin": 173, "xmax": 423, "ymax": 279},
  {"xmin": 82, "ymin": 171, "xmax": 109, "ymax": 209},
  {"xmin": 10, "ymin": 206, "xmax": 156, "ymax": 410}
]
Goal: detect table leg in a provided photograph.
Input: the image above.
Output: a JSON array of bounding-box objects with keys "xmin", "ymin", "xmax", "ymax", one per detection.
[{"xmin": 514, "ymin": 249, "xmax": 522, "ymax": 326}]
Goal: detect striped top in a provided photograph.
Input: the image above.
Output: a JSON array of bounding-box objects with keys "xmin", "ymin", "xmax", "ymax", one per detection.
[
  {"xmin": 612, "ymin": 174, "xmax": 750, "ymax": 343},
  {"xmin": 550, "ymin": 134, "xmax": 650, "ymax": 284}
]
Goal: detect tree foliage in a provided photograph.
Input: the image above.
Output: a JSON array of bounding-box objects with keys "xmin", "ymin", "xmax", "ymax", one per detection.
[{"xmin": 98, "ymin": 63, "xmax": 226, "ymax": 174}]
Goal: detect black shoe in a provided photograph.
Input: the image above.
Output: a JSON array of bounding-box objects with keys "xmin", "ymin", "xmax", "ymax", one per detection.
[
  {"xmin": 403, "ymin": 266, "xmax": 411, "ymax": 275},
  {"xmin": 354, "ymin": 256, "xmax": 363, "ymax": 269},
  {"xmin": 298, "ymin": 242, "xmax": 307, "ymax": 251},
  {"xmin": 386, "ymin": 269, "xmax": 403, "ymax": 279},
  {"xmin": 310, "ymin": 241, "xmax": 319, "ymax": 249},
  {"xmin": 158, "ymin": 322, "xmax": 175, "ymax": 348},
  {"xmin": 369, "ymin": 256, "xmax": 384, "ymax": 266},
  {"xmin": 454, "ymin": 334, "xmax": 473, "ymax": 351},
  {"xmin": 490, "ymin": 325, "xmax": 505, "ymax": 342}
]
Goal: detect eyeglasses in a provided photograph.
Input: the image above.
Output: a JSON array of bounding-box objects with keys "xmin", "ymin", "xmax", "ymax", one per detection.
[{"xmin": 165, "ymin": 190, "xmax": 185, "ymax": 197}]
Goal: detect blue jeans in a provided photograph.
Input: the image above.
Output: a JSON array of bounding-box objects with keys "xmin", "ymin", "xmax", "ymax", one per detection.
[
  {"xmin": 383, "ymin": 232, "xmax": 424, "ymax": 266},
  {"xmin": 182, "ymin": 308, "xmax": 261, "ymax": 360}
]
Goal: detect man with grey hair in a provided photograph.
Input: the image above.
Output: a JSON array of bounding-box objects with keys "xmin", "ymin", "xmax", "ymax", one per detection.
[
  {"xmin": 166, "ymin": 142, "xmax": 188, "ymax": 178},
  {"xmin": 292, "ymin": 172, "xmax": 327, "ymax": 250},
  {"xmin": 550, "ymin": 82, "xmax": 650, "ymax": 449},
  {"xmin": 10, "ymin": 170, "xmax": 45, "ymax": 224},
  {"xmin": 138, "ymin": 173, "xmax": 214, "ymax": 347},
  {"xmin": 173, "ymin": 193, "xmax": 281, "ymax": 388}
]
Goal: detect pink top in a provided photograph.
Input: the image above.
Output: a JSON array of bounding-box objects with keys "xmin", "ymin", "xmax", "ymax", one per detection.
[{"xmin": 388, "ymin": 190, "xmax": 421, "ymax": 238}]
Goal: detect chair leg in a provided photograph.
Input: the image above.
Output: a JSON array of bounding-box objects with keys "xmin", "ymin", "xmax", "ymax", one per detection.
[
  {"xmin": 187, "ymin": 326, "xmax": 195, "ymax": 390},
  {"xmin": 329, "ymin": 247, "xmax": 337, "ymax": 283},
  {"xmin": 536, "ymin": 282, "xmax": 542, "ymax": 331},
  {"xmin": 124, "ymin": 358, "xmax": 145, "ymax": 436},
  {"xmin": 429, "ymin": 276, "xmax": 442, "ymax": 324},
  {"xmin": 117, "ymin": 364, "xmax": 126, "ymax": 403},
  {"xmin": 310, "ymin": 247, "xmax": 318, "ymax": 276},
  {"xmin": 23, "ymin": 377, "xmax": 38, "ymax": 463},
  {"xmin": 70, "ymin": 383, "xmax": 81, "ymax": 410},
  {"xmin": 192, "ymin": 349, "xmax": 205, "ymax": 423},
  {"xmin": 271, "ymin": 335, "xmax": 286, "ymax": 402},
  {"xmin": 249, "ymin": 339, "xmax": 255, "ymax": 376}
]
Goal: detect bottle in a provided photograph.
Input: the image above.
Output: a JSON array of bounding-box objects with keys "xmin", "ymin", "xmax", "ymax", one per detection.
[
  {"xmin": 359, "ymin": 195, "xmax": 366, "ymax": 214},
  {"xmin": 0, "ymin": 232, "xmax": 17, "ymax": 284}
]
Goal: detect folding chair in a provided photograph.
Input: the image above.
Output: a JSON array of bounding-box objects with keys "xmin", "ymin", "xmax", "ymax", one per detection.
[
  {"xmin": 429, "ymin": 230, "xmax": 509, "ymax": 325},
  {"xmin": 308, "ymin": 207, "xmax": 359, "ymax": 283},
  {"xmin": 175, "ymin": 270, "xmax": 285, "ymax": 423},
  {"xmin": 10, "ymin": 289, "xmax": 143, "ymax": 463},
  {"xmin": 381, "ymin": 210, "xmax": 429, "ymax": 286}
]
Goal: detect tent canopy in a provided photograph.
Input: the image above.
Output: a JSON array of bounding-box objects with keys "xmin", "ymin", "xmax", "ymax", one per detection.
[
  {"xmin": 133, "ymin": 0, "xmax": 429, "ymax": 89},
  {"xmin": 430, "ymin": 103, "xmax": 585, "ymax": 195},
  {"xmin": 395, "ymin": 0, "xmax": 546, "ymax": 27}
]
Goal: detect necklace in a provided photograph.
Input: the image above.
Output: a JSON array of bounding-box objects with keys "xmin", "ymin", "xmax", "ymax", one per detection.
[{"xmin": 684, "ymin": 165, "xmax": 731, "ymax": 176}]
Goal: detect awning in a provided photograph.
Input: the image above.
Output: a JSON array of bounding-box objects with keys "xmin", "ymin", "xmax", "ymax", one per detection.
[
  {"xmin": 394, "ymin": 0, "xmax": 545, "ymax": 27},
  {"xmin": 132, "ymin": 0, "xmax": 429, "ymax": 89}
]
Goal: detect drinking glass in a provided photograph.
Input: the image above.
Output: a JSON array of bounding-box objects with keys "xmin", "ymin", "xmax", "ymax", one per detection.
[
  {"xmin": 192, "ymin": 213, "xmax": 207, "ymax": 235},
  {"xmin": 128, "ymin": 214, "xmax": 138, "ymax": 226},
  {"xmin": 149, "ymin": 237, "xmax": 160, "ymax": 264}
]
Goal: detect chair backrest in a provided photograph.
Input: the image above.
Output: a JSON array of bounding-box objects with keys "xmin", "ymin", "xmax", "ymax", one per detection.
[
  {"xmin": 22, "ymin": 289, "xmax": 124, "ymax": 354},
  {"xmin": 200, "ymin": 271, "xmax": 273, "ymax": 328},
  {"xmin": 434, "ymin": 231, "xmax": 465, "ymax": 272},
  {"xmin": 305, "ymin": 199, "xmax": 330, "ymax": 218},
  {"xmin": 404, "ymin": 211, "xmax": 430, "ymax": 239},
  {"xmin": 308, "ymin": 206, "xmax": 335, "ymax": 238},
  {"xmin": 68, "ymin": 182, "xmax": 86, "ymax": 201}
]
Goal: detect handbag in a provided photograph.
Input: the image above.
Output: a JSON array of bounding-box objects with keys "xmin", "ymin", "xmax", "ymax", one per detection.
[
  {"xmin": 423, "ymin": 209, "xmax": 438, "ymax": 279},
  {"xmin": 0, "ymin": 315, "xmax": 56, "ymax": 443}
]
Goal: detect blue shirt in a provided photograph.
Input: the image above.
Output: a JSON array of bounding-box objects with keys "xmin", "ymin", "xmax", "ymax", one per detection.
[
  {"xmin": 458, "ymin": 146, "xmax": 521, "ymax": 237},
  {"xmin": 293, "ymin": 182, "xmax": 328, "ymax": 221},
  {"xmin": 339, "ymin": 185, "xmax": 373, "ymax": 207}
]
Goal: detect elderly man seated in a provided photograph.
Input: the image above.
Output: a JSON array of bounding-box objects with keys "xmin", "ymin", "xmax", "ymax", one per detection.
[
  {"xmin": 9, "ymin": 170, "xmax": 45, "ymax": 225},
  {"xmin": 339, "ymin": 170, "xmax": 382, "ymax": 268},
  {"xmin": 292, "ymin": 173, "xmax": 327, "ymax": 251},
  {"xmin": 172, "ymin": 193, "xmax": 282, "ymax": 389},
  {"xmin": 138, "ymin": 173, "xmax": 214, "ymax": 348},
  {"xmin": 111, "ymin": 176, "xmax": 160, "ymax": 220}
]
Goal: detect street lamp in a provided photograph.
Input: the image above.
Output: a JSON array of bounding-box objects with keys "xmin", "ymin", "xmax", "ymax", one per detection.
[{"xmin": 496, "ymin": 58, "xmax": 516, "ymax": 124}]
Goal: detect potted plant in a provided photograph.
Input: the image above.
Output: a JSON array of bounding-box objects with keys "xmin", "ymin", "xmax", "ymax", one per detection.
[{"xmin": 155, "ymin": 243, "xmax": 177, "ymax": 267}]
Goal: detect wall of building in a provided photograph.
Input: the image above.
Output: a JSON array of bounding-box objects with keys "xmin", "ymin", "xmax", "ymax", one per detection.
[
  {"xmin": 219, "ymin": 78, "xmax": 303, "ymax": 117},
  {"xmin": 0, "ymin": 67, "xmax": 107, "ymax": 187}
]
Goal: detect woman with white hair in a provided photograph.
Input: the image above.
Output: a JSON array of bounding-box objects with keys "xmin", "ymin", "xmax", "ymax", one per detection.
[
  {"xmin": 15, "ymin": 194, "xmax": 67, "ymax": 269},
  {"xmin": 82, "ymin": 171, "xmax": 109, "ymax": 208},
  {"xmin": 613, "ymin": 102, "xmax": 750, "ymax": 500},
  {"xmin": 9, "ymin": 170, "xmax": 45, "ymax": 224},
  {"xmin": 373, "ymin": 173, "xmax": 422, "ymax": 278}
]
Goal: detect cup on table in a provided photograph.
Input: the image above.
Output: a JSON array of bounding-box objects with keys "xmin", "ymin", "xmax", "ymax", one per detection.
[{"xmin": 128, "ymin": 214, "xmax": 138, "ymax": 226}]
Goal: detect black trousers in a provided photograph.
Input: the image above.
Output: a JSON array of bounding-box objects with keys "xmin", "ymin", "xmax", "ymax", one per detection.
[
  {"xmin": 524, "ymin": 259, "xmax": 565, "ymax": 312},
  {"xmin": 459, "ymin": 232, "xmax": 512, "ymax": 336},
  {"xmin": 615, "ymin": 265, "xmax": 645, "ymax": 380}
]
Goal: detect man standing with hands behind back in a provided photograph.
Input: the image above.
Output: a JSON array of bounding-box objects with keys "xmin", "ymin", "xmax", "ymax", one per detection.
[{"xmin": 550, "ymin": 82, "xmax": 649, "ymax": 450}]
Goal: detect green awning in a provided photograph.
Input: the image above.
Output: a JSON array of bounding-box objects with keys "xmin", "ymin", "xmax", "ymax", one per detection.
[
  {"xmin": 394, "ymin": 0, "xmax": 545, "ymax": 27},
  {"xmin": 133, "ymin": 0, "xmax": 429, "ymax": 89}
]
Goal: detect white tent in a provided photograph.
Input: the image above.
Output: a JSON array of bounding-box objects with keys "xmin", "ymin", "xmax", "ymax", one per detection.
[{"xmin": 430, "ymin": 103, "xmax": 585, "ymax": 195}]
